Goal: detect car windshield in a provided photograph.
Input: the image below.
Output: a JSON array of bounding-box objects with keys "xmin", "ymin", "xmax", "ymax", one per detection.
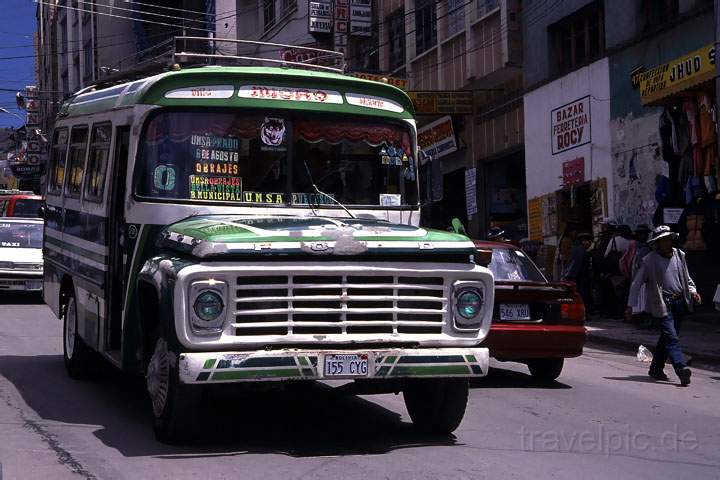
[
  {"xmin": 489, "ymin": 248, "xmax": 546, "ymax": 282},
  {"xmin": 137, "ymin": 110, "xmax": 418, "ymax": 208},
  {"xmin": 12, "ymin": 199, "xmax": 42, "ymax": 217},
  {"xmin": 0, "ymin": 222, "xmax": 43, "ymax": 248}
]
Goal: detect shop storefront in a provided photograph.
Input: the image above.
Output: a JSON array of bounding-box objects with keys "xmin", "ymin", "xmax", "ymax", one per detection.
[
  {"xmin": 479, "ymin": 148, "xmax": 527, "ymax": 240},
  {"xmin": 633, "ymin": 43, "xmax": 719, "ymax": 307},
  {"xmin": 523, "ymin": 58, "xmax": 613, "ymax": 277},
  {"xmin": 417, "ymin": 115, "xmax": 469, "ymax": 231}
]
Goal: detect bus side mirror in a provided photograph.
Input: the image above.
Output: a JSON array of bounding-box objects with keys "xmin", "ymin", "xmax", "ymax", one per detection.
[
  {"xmin": 419, "ymin": 149, "xmax": 443, "ymax": 205},
  {"xmin": 37, "ymin": 205, "xmax": 45, "ymax": 219}
]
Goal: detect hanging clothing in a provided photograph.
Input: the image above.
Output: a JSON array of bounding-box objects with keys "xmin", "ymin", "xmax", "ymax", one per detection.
[
  {"xmin": 683, "ymin": 98, "xmax": 699, "ymax": 146},
  {"xmin": 676, "ymin": 109, "xmax": 691, "ymax": 155},
  {"xmin": 692, "ymin": 145, "xmax": 704, "ymax": 175},
  {"xmin": 659, "ymin": 109, "xmax": 677, "ymax": 161},
  {"xmin": 703, "ymin": 143, "xmax": 716, "ymax": 176},
  {"xmin": 699, "ymin": 104, "xmax": 716, "ymax": 148}
]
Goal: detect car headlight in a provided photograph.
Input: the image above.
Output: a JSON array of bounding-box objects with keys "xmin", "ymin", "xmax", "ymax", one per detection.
[
  {"xmin": 189, "ymin": 280, "xmax": 227, "ymax": 334},
  {"xmin": 453, "ymin": 284, "xmax": 485, "ymax": 330}
]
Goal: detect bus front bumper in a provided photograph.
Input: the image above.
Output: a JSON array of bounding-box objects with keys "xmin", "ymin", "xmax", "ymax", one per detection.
[{"xmin": 178, "ymin": 348, "xmax": 489, "ymax": 384}]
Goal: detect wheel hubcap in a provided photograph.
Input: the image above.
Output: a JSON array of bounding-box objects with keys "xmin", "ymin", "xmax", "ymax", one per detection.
[
  {"xmin": 146, "ymin": 338, "xmax": 170, "ymax": 417},
  {"xmin": 64, "ymin": 298, "xmax": 76, "ymax": 359}
]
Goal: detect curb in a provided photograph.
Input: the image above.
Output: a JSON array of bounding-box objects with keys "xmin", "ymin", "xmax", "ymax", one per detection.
[{"xmin": 586, "ymin": 331, "xmax": 720, "ymax": 367}]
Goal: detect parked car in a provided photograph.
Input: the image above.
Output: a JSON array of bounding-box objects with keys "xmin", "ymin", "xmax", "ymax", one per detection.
[
  {"xmin": 0, "ymin": 190, "xmax": 43, "ymax": 218},
  {"xmin": 0, "ymin": 218, "xmax": 43, "ymax": 292},
  {"xmin": 474, "ymin": 240, "xmax": 586, "ymax": 382}
]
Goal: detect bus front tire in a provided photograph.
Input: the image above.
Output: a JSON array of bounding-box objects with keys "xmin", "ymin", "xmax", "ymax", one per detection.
[
  {"xmin": 147, "ymin": 337, "xmax": 200, "ymax": 444},
  {"xmin": 403, "ymin": 378, "xmax": 468, "ymax": 435},
  {"xmin": 63, "ymin": 292, "xmax": 93, "ymax": 379}
]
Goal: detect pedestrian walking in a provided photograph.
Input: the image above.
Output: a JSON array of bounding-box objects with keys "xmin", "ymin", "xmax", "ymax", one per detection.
[
  {"xmin": 553, "ymin": 225, "xmax": 577, "ymax": 281},
  {"xmin": 562, "ymin": 231, "xmax": 593, "ymax": 316},
  {"xmin": 626, "ymin": 225, "xmax": 701, "ymax": 386},
  {"xmin": 603, "ymin": 224, "xmax": 633, "ymax": 318}
]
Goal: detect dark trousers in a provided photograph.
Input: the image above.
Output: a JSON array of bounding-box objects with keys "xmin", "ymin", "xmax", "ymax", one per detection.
[{"xmin": 649, "ymin": 298, "xmax": 687, "ymax": 372}]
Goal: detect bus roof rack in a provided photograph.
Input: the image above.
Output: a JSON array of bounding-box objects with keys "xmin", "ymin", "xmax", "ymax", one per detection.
[{"xmin": 171, "ymin": 36, "xmax": 345, "ymax": 74}]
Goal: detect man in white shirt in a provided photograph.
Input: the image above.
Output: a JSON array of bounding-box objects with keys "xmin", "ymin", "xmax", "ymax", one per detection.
[{"xmin": 627, "ymin": 226, "xmax": 701, "ymax": 386}]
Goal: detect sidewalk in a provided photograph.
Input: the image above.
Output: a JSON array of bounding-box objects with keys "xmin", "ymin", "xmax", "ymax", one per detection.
[{"xmin": 586, "ymin": 312, "xmax": 720, "ymax": 366}]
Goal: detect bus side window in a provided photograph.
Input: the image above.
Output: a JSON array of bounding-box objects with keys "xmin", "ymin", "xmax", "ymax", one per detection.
[
  {"xmin": 65, "ymin": 126, "xmax": 89, "ymax": 199},
  {"xmin": 48, "ymin": 127, "xmax": 69, "ymax": 196},
  {"xmin": 84, "ymin": 123, "xmax": 112, "ymax": 203}
]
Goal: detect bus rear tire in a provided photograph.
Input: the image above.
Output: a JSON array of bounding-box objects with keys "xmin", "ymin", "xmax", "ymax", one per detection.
[
  {"xmin": 63, "ymin": 292, "xmax": 93, "ymax": 379},
  {"xmin": 403, "ymin": 378, "xmax": 468, "ymax": 435},
  {"xmin": 147, "ymin": 337, "xmax": 200, "ymax": 444}
]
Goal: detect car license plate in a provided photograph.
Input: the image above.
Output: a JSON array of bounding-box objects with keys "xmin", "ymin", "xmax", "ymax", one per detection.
[
  {"xmin": 323, "ymin": 354, "xmax": 369, "ymax": 378},
  {"xmin": 499, "ymin": 303, "xmax": 531, "ymax": 321}
]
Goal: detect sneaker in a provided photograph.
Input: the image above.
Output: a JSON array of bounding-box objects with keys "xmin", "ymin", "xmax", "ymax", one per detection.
[
  {"xmin": 676, "ymin": 367, "xmax": 692, "ymax": 386},
  {"xmin": 648, "ymin": 369, "xmax": 669, "ymax": 381}
]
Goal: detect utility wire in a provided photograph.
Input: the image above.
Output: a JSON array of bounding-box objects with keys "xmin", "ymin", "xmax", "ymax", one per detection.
[{"xmin": 33, "ymin": 0, "xmax": 217, "ymax": 35}]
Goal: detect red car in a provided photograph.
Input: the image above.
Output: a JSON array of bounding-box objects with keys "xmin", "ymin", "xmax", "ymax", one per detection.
[
  {"xmin": 474, "ymin": 240, "xmax": 586, "ymax": 382},
  {"xmin": 0, "ymin": 191, "xmax": 43, "ymax": 218}
]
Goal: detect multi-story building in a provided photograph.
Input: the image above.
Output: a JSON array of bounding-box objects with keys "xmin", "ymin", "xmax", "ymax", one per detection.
[
  {"xmin": 522, "ymin": 0, "xmax": 717, "ymax": 300},
  {"xmin": 36, "ymin": 0, "xmax": 213, "ymax": 132},
  {"xmin": 213, "ymin": 1, "xmax": 378, "ymax": 73},
  {"xmin": 377, "ymin": 0, "xmax": 524, "ymax": 237}
]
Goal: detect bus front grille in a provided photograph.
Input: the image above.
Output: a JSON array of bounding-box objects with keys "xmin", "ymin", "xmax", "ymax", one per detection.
[{"xmin": 232, "ymin": 274, "xmax": 447, "ymax": 336}]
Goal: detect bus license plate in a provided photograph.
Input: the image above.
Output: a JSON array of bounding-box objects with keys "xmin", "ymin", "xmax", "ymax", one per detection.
[
  {"xmin": 500, "ymin": 303, "xmax": 531, "ymax": 321},
  {"xmin": 324, "ymin": 354, "xmax": 369, "ymax": 378}
]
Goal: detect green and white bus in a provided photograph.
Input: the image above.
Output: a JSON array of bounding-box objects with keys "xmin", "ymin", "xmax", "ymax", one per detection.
[{"xmin": 43, "ymin": 41, "xmax": 494, "ymax": 442}]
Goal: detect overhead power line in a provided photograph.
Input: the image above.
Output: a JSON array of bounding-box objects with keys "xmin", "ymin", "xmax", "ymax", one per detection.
[{"xmin": 34, "ymin": 0, "xmax": 217, "ymax": 35}]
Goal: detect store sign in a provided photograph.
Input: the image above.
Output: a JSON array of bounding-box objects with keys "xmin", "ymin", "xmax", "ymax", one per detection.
[
  {"xmin": 350, "ymin": 0, "xmax": 372, "ymax": 36},
  {"xmin": 26, "ymin": 112, "xmax": 39, "ymax": 126},
  {"xmin": 10, "ymin": 163, "xmax": 43, "ymax": 178},
  {"xmin": 335, "ymin": 4, "xmax": 349, "ymax": 20},
  {"xmin": 309, "ymin": 1, "xmax": 332, "ymax": 34},
  {"xmin": 551, "ymin": 96, "xmax": 591, "ymax": 154},
  {"xmin": 417, "ymin": 116, "xmax": 457, "ymax": 159},
  {"xmin": 528, "ymin": 196, "xmax": 544, "ymax": 241},
  {"xmin": 352, "ymin": 72, "xmax": 408, "ymax": 90},
  {"xmin": 238, "ymin": 85, "xmax": 343, "ymax": 104},
  {"xmin": 663, "ymin": 208, "xmax": 684, "ymax": 224},
  {"xmin": 164, "ymin": 85, "xmax": 235, "ymax": 99},
  {"xmin": 25, "ymin": 85, "xmax": 39, "ymax": 128},
  {"xmin": 26, "ymin": 138, "xmax": 42, "ymax": 154},
  {"xmin": 408, "ymin": 91, "xmax": 474, "ymax": 115},
  {"xmin": 465, "ymin": 167, "xmax": 478, "ymax": 217},
  {"xmin": 562, "ymin": 157, "xmax": 585, "ymax": 186},
  {"xmin": 25, "ymin": 98, "xmax": 39, "ymax": 111},
  {"xmin": 345, "ymin": 93, "xmax": 404, "ymax": 113},
  {"xmin": 638, "ymin": 43, "xmax": 715, "ymax": 105}
]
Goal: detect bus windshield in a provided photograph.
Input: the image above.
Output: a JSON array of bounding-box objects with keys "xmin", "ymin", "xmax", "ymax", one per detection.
[{"xmin": 137, "ymin": 110, "xmax": 418, "ymax": 208}]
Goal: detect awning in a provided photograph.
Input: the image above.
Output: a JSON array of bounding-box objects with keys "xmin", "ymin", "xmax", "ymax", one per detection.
[{"xmin": 638, "ymin": 43, "xmax": 716, "ymax": 105}]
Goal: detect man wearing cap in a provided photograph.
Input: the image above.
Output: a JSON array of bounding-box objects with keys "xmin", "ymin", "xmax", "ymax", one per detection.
[
  {"xmin": 487, "ymin": 226, "xmax": 507, "ymax": 242},
  {"xmin": 627, "ymin": 225, "xmax": 701, "ymax": 386}
]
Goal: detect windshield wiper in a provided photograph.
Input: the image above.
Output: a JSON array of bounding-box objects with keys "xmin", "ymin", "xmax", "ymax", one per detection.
[{"xmin": 302, "ymin": 160, "xmax": 356, "ymax": 219}]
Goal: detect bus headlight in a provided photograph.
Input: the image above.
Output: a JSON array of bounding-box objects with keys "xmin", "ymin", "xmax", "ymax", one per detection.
[
  {"xmin": 189, "ymin": 280, "xmax": 227, "ymax": 334},
  {"xmin": 194, "ymin": 291, "xmax": 224, "ymax": 321},
  {"xmin": 452, "ymin": 283, "xmax": 485, "ymax": 330}
]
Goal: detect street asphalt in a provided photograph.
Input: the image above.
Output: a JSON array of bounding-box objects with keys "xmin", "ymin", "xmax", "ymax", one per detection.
[{"xmin": 0, "ymin": 293, "xmax": 718, "ymax": 480}]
